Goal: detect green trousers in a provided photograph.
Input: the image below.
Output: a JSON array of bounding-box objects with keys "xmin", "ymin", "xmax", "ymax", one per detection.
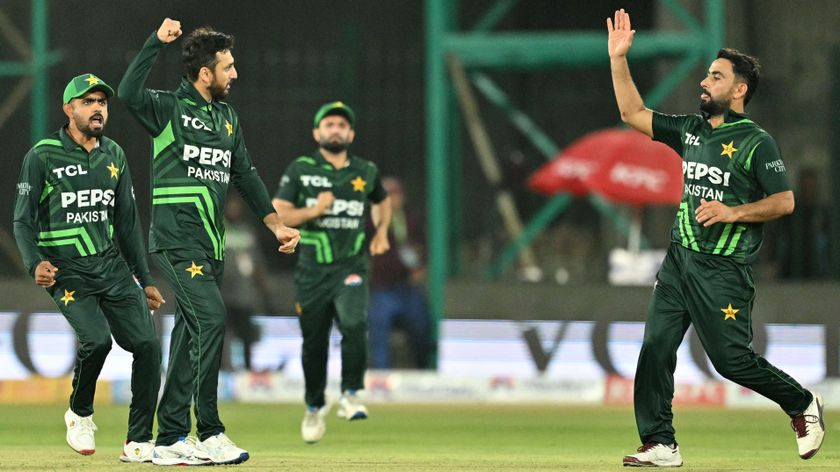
[
  {"xmin": 153, "ymin": 250, "xmax": 226, "ymax": 445},
  {"xmin": 48, "ymin": 247, "xmax": 160, "ymax": 442},
  {"xmin": 295, "ymin": 261, "xmax": 369, "ymax": 408},
  {"xmin": 634, "ymin": 244, "xmax": 812, "ymax": 444}
]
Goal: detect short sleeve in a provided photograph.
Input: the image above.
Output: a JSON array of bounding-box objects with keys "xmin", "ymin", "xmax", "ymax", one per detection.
[
  {"xmin": 748, "ymin": 136, "xmax": 790, "ymax": 195},
  {"xmin": 652, "ymin": 112, "xmax": 690, "ymax": 156}
]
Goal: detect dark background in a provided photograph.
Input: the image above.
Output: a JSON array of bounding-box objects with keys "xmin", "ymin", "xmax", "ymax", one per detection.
[{"xmin": 1, "ymin": 0, "xmax": 837, "ymax": 285}]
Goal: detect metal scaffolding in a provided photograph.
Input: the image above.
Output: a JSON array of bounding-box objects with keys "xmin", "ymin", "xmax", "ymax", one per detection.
[{"xmin": 0, "ymin": 0, "xmax": 62, "ymax": 144}]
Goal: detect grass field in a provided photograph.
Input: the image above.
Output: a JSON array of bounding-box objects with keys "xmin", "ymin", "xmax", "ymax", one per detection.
[{"xmin": 0, "ymin": 403, "xmax": 836, "ymax": 471}]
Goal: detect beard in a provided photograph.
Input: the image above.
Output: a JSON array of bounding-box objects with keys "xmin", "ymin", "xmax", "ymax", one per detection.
[
  {"xmin": 320, "ymin": 138, "xmax": 350, "ymax": 153},
  {"xmin": 699, "ymin": 94, "xmax": 730, "ymax": 116},
  {"xmin": 209, "ymin": 77, "xmax": 230, "ymax": 101},
  {"xmin": 77, "ymin": 114, "xmax": 105, "ymax": 137},
  {"xmin": 80, "ymin": 125, "xmax": 104, "ymax": 138}
]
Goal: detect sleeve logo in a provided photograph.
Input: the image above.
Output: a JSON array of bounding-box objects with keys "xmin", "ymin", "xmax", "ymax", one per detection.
[{"xmin": 17, "ymin": 182, "xmax": 31, "ymax": 195}]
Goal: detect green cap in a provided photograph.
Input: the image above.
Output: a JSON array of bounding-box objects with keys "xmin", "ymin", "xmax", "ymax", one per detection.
[
  {"xmin": 62, "ymin": 73, "xmax": 114, "ymax": 104},
  {"xmin": 313, "ymin": 101, "xmax": 355, "ymax": 128}
]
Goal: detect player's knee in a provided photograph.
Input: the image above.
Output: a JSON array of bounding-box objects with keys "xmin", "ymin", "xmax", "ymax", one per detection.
[
  {"xmin": 133, "ymin": 336, "xmax": 161, "ymax": 360},
  {"xmin": 709, "ymin": 353, "xmax": 750, "ymax": 380},
  {"xmin": 341, "ymin": 319, "xmax": 367, "ymax": 336},
  {"xmin": 640, "ymin": 334, "xmax": 672, "ymax": 354},
  {"xmin": 85, "ymin": 336, "xmax": 113, "ymax": 357}
]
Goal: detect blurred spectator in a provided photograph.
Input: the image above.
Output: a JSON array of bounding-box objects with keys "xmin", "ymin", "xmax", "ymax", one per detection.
[
  {"xmin": 221, "ymin": 195, "xmax": 271, "ymax": 371},
  {"xmin": 777, "ymin": 167, "xmax": 830, "ymax": 279},
  {"xmin": 368, "ymin": 177, "xmax": 433, "ymax": 369}
]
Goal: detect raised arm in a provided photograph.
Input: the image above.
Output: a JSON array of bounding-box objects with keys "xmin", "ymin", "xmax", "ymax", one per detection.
[
  {"xmin": 607, "ymin": 9, "xmax": 653, "ymax": 137},
  {"xmin": 117, "ymin": 18, "xmax": 182, "ymax": 135}
]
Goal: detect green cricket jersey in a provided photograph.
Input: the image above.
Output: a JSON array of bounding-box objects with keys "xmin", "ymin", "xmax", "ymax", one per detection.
[
  {"xmin": 653, "ymin": 109, "xmax": 791, "ymax": 264},
  {"xmin": 13, "ymin": 126, "xmax": 153, "ymax": 286},
  {"xmin": 118, "ymin": 33, "xmax": 275, "ymax": 260},
  {"xmin": 275, "ymin": 151, "xmax": 386, "ymax": 266}
]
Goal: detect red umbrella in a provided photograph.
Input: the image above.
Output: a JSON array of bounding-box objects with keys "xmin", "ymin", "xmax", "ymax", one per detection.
[{"xmin": 528, "ymin": 128, "xmax": 683, "ymax": 205}]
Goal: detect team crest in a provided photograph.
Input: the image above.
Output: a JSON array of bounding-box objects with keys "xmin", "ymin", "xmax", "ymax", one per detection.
[
  {"xmin": 721, "ymin": 303, "xmax": 739, "ymax": 320},
  {"xmin": 295, "ymin": 302, "xmax": 303, "ymax": 315},
  {"xmin": 344, "ymin": 274, "xmax": 363, "ymax": 286},
  {"xmin": 61, "ymin": 289, "xmax": 76, "ymax": 306},
  {"xmin": 351, "ymin": 176, "xmax": 366, "ymax": 192},
  {"xmin": 720, "ymin": 141, "xmax": 738, "ymax": 159}
]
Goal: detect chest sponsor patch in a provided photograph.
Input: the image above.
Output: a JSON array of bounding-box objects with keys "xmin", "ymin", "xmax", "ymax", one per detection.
[{"xmin": 344, "ymin": 274, "xmax": 363, "ymax": 286}]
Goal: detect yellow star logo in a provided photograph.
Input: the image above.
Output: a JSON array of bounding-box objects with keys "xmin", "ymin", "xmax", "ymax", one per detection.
[
  {"xmin": 721, "ymin": 303, "xmax": 739, "ymax": 320},
  {"xmin": 106, "ymin": 162, "xmax": 119, "ymax": 179},
  {"xmin": 85, "ymin": 74, "xmax": 99, "ymax": 86},
  {"xmin": 351, "ymin": 176, "xmax": 366, "ymax": 192},
  {"xmin": 721, "ymin": 141, "xmax": 738, "ymax": 159},
  {"xmin": 61, "ymin": 289, "xmax": 76, "ymax": 306},
  {"xmin": 225, "ymin": 120, "xmax": 233, "ymax": 136},
  {"xmin": 185, "ymin": 261, "xmax": 204, "ymax": 278}
]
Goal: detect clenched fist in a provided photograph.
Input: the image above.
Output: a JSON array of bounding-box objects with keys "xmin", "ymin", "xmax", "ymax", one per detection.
[
  {"xmin": 34, "ymin": 260, "xmax": 58, "ymax": 287},
  {"xmin": 156, "ymin": 18, "xmax": 182, "ymax": 44}
]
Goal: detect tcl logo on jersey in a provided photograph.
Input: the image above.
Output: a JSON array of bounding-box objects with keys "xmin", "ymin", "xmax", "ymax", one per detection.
[
  {"xmin": 183, "ymin": 144, "xmax": 231, "ymax": 167},
  {"xmin": 60, "ymin": 189, "xmax": 115, "ymax": 208},
  {"xmin": 306, "ymin": 197, "xmax": 364, "ymax": 216},
  {"xmin": 684, "ymin": 133, "xmax": 701, "ymax": 146},
  {"xmin": 52, "ymin": 165, "xmax": 88, "ymax": 179},
  {"xmin": 300, "ymin": 175, "xmax": 332, "ymax": 187},
  {"xmin": 181, "ymin": 114, "xmax": 211, "ymax": 131},
  {"xmin": 682, "ymin": 162, "xmax": 731, "ymax": 186}
]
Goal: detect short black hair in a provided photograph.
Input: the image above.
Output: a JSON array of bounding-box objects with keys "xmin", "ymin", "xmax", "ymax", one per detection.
[
  {"xmin": 181, "ymin": 27, "xmax": 235, "ymax": 81},
  {"xmin": 717, "ymin": 48, "xmax": 760, "ymax": 106}
]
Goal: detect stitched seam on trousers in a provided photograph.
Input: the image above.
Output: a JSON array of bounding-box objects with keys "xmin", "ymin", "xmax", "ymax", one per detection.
[{"xmin": 160, "ymin": 251, "xmax": 206, "ymax": 430}]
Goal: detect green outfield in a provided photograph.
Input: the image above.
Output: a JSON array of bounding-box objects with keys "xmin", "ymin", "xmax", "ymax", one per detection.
[{"xmin": 0, "ymin": 403, "xmax": 835, "ymax": 471}]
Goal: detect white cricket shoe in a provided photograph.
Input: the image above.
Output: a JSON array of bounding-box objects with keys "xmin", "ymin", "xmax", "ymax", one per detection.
[
  {"xmin": 119, "ymin": 440, "xmax": 154, "ymax": 463},
  {"xmin": 195, "ymin": 432, "xmax": 249, "ymax": 465},
  {"xmin": 791, "ymin": 390, "xmax": 825, "ymax": 460},
  {"xmin": 302, "ymin": 405, "xmax": 329, "ymax": 443},
  {"xmin": 151, "ymin": 436, "xmax": 211, "ymax": 466},
  {"xmin": 622, "ymin": 442, "xmax": 683, "ymax": 467},
  {"xmin": 337, "ymin": 391, "xmax": 368, "ymax": 421},
  {"xmin": 64, "ymin": 408, "xmax": 96, "ymax": 455}
]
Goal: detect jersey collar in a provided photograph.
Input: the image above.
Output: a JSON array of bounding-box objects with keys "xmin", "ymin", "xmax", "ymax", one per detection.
[
  {"xmin": 59, "ymin": 125, "xmax": 103, "ymax": 152},
  {"xmin": 315, "ymin": 149, "xmax": 352, "ymax": 169},
  {"xmin": 178, "ymin": 77, "xmax": 217, "ymax": 111},
  {"xmin": 701, "ymin": 108, "xmax": 750, "ymax": 123}
]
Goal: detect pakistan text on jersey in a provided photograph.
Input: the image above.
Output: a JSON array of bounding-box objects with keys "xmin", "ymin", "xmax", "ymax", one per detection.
[
  {"xmin": 684, "ymin": 183, "xmax": 724, "ymax": 201},
  {"xmin": 66, "ymin": 210, "xmax": 109, "ymax": 223},
  {"xmin": 315, "ymin": 217, "xmax": 360, "ymax": 229},
  {"xmin": 187, "ymin": 166, "xmax": 230, "ymax": 183}
]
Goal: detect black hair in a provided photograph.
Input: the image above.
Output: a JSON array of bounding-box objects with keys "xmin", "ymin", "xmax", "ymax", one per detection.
[
  {"xmin": 181, "ymin": 27, "xmax": 235, "ymax": 81},
  {"xmin": 717, "ymin": 48, "xmax": 760, "ymax": 106}
]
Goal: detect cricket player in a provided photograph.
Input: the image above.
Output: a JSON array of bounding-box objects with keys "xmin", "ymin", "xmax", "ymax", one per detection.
[
  {"xmin": 608, "ymin": 9, "xmax": 825, "ymax": 466},
  {"xmin": 13, "ymin": 73, "xmax": 164, "ymax": 462},
  {"xmin": 118, "ymin": 18, "xmax": 299, "ymax": 465},
  {"xmin": 273, "ymin": 102, "xmax": 391, "ymax": 444}
]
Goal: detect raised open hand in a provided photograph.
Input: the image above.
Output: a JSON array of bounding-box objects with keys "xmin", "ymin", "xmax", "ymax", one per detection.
[{"xmin": 607, "ymin": 9, "xmax": 635, "ymax": 59}]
